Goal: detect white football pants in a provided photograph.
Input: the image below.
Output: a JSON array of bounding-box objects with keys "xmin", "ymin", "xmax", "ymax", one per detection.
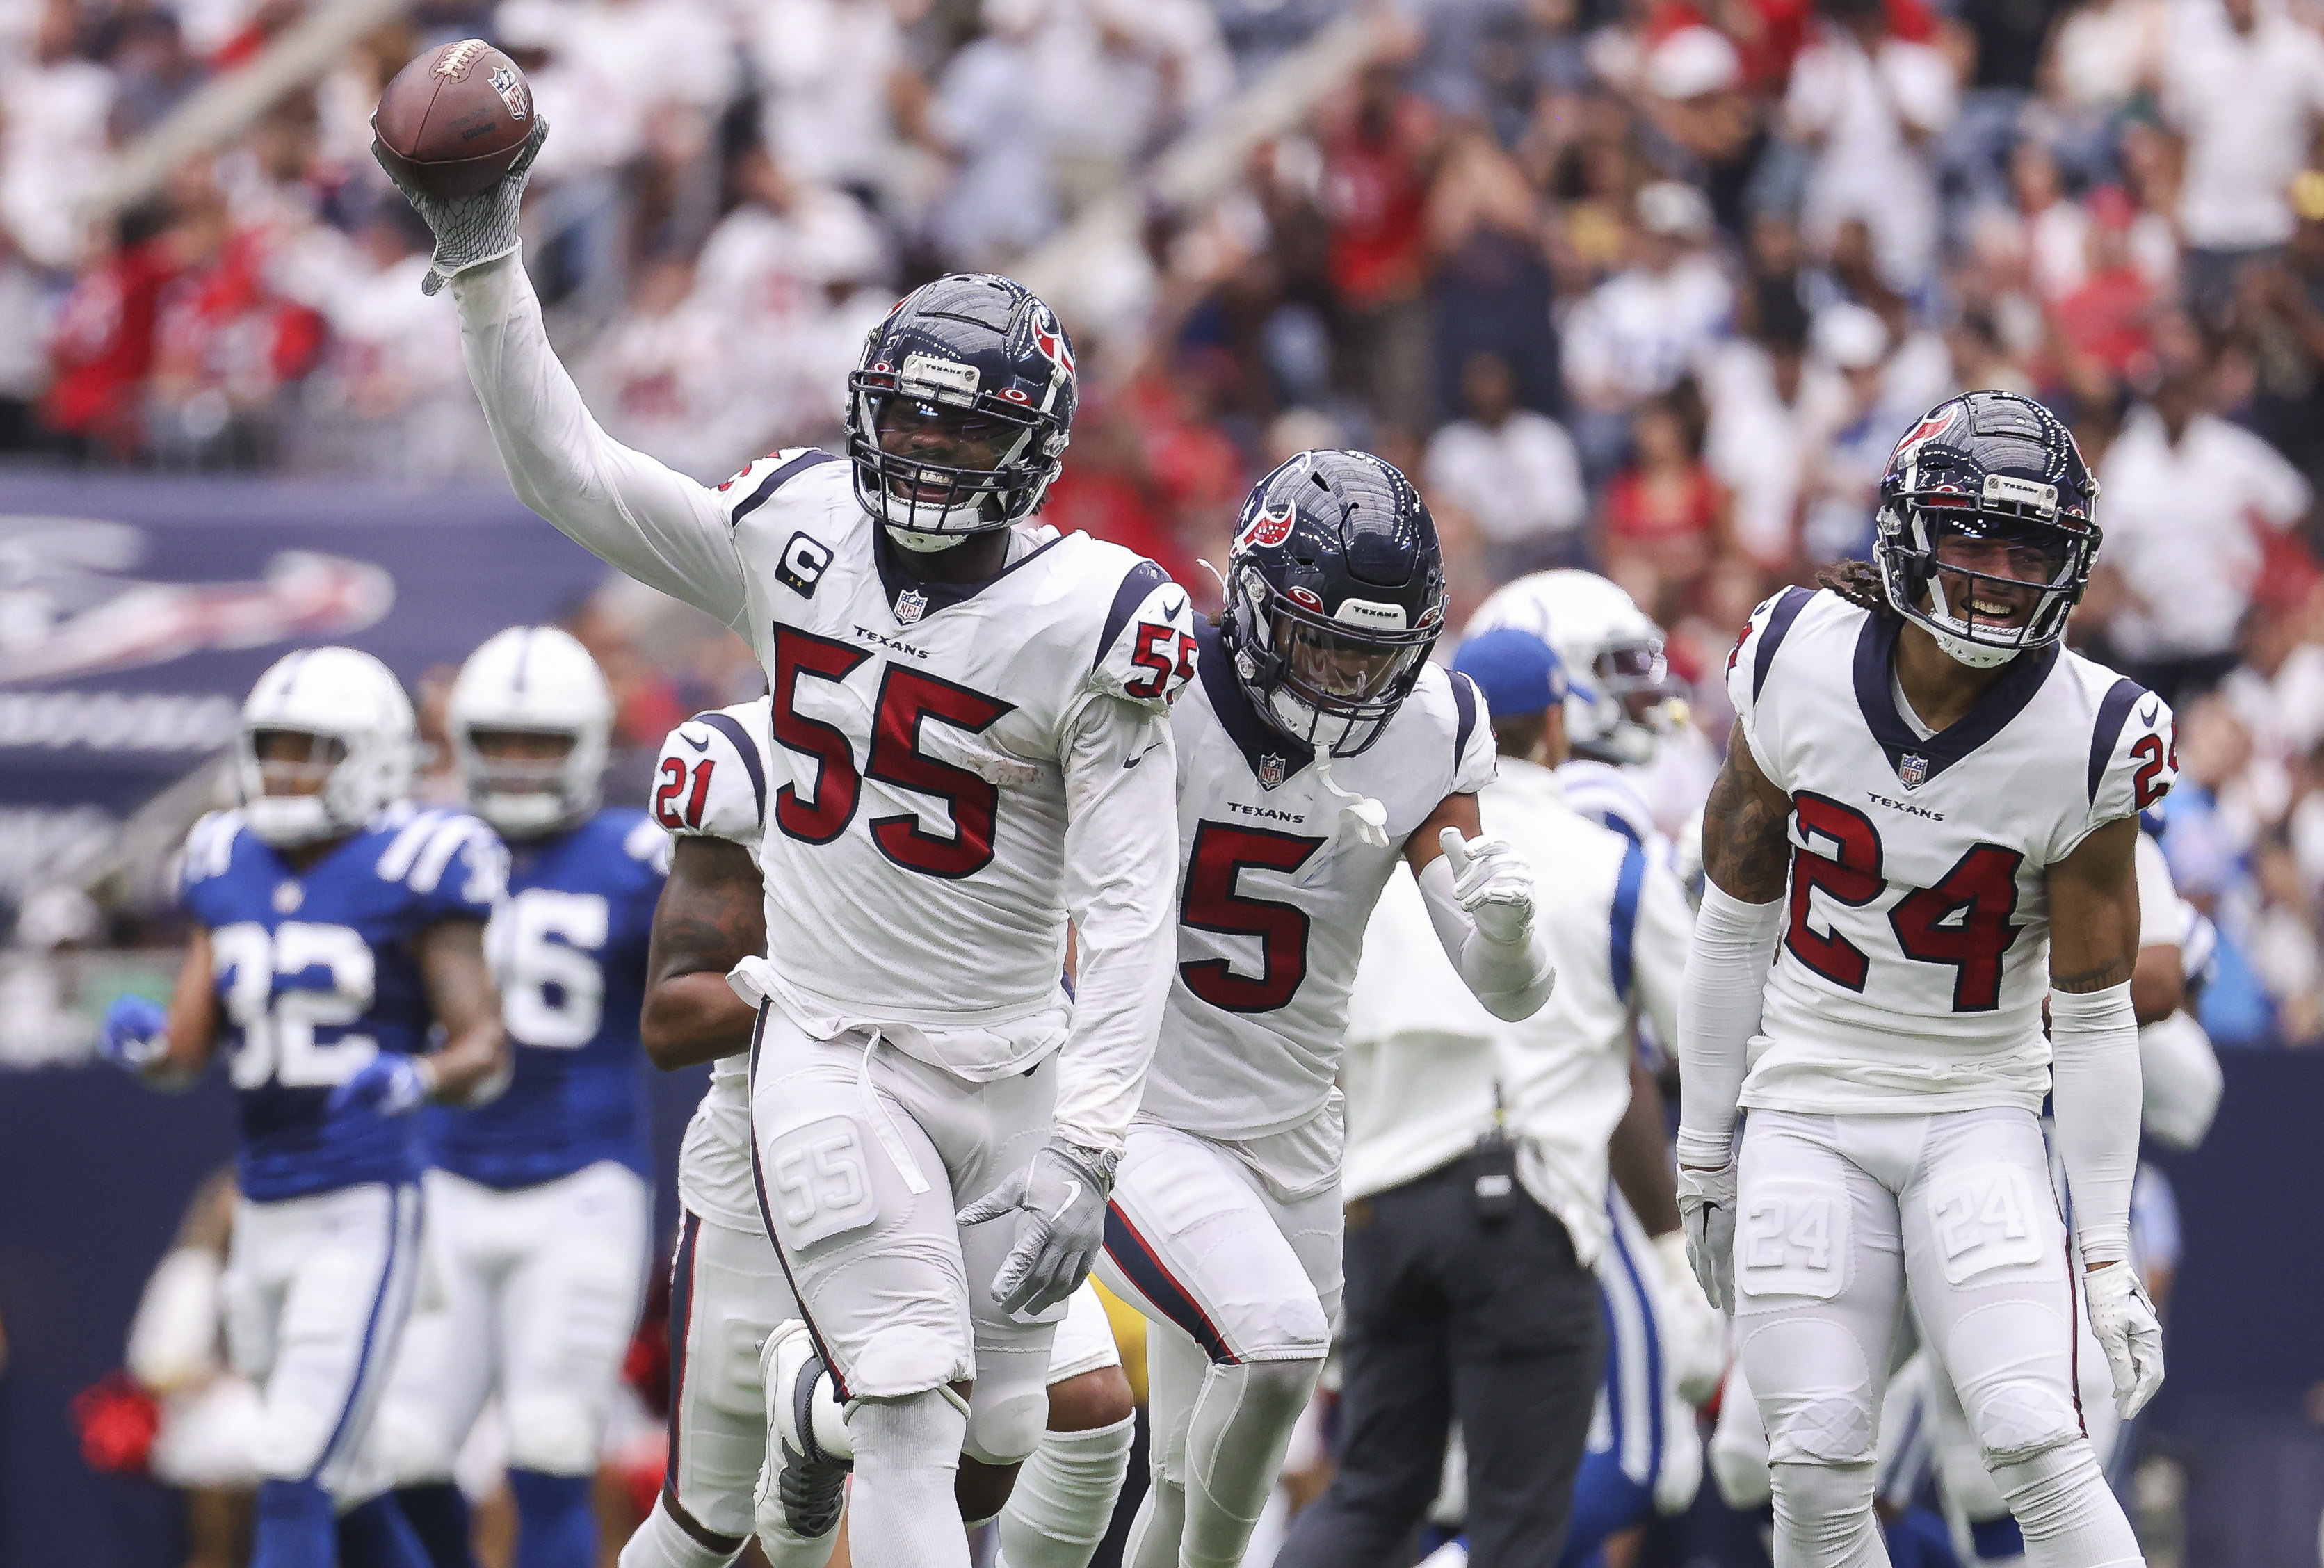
[
  {"xmin": 222, "ymin": 1181, "xmax": 422, "ymax": 1500},
  {"xmin": 1734, "ymin": 1108, "xmax": 2137, "ymax": 1567},
  {"xmin": 750, "ymin": 1008, "xmax": 1062, "ymax": 1469},
  {"xmin": 372, "ymin": 1161, "xmax": 652, "ymax": 1486}
]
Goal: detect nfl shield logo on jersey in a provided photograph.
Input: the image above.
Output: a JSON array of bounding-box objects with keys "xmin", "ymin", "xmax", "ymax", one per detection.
[
  {"xmin": 1897, "ymin": 753, "xmax": 1929, "ymax": 790},
  {"xmin": 895, "ymin": 588, "xmax": 928, "ymax": 624},
  {"xmin": 1259, "ymin": 754, "xmax": 1286, "ymax": 791}
]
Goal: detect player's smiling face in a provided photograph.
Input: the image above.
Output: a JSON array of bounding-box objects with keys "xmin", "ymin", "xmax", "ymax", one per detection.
[
  {"xmin": 875, "ymin": 398, "xmax": 1016, "ymax": 503},
  {"xmin": 251, "ymin": 728, "xmax": 343, "ymax": 797},
  {"xmin": 1928, "ymin": 526, "xmax": 2068, "ymax": 630}
]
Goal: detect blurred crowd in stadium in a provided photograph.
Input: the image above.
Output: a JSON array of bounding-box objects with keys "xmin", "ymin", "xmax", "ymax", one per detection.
[{"xmin": 6, "ymin": 0, "xmax": 2324, "ymax": 1043}]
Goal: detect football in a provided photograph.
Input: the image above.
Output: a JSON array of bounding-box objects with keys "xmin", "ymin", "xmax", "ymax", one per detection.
[{"xmin": 373, "ymin": 39, "xmax": 535, "ymax": 201}]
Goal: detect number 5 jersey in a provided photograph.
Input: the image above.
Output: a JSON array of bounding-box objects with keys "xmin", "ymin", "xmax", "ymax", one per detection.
[{"xmin": 1727, "ymin": 586, "xmax": 2177, "ymax": 1115}]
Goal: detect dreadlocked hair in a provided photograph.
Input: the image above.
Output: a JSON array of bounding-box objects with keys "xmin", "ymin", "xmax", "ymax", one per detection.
[{"xmin": 1817, "ymin": 559, "xmax": 1898, "ymax": 620}]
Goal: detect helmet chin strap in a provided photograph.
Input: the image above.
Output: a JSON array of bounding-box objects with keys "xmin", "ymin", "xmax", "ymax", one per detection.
[
  {"xmin": 884, "ymin": 523, "xmax": 968, "ymax": 554},
  {"xmin": 1930, "ymin": 623, "xmax": 2020, "ymax": 669}
]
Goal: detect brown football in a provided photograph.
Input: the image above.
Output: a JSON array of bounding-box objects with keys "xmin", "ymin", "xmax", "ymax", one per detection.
[{"xmin": 373, "ymin": 39, "xmax": 535, "ymax": 201}]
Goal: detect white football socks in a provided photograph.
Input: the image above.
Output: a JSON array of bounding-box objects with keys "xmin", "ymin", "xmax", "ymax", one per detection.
[
  {"xmin": 1990, "ymin": 1441, "xmax": 2145, "ymax": 1568},
  {"xmin": 1179, "ymin": 1357, "xmax": 1324, "ymax": 1568},
  {"xmin": 996, "ymin": 1414, "xmax": 1136, "ymax": 1568},
  {"xmin": 848, "ymin": 1389, "xmax": 971, "ymax": 1568},
  {"xmin": 1769, "ymin": 1460, "xmax": 1891, "ymax": 1568}
]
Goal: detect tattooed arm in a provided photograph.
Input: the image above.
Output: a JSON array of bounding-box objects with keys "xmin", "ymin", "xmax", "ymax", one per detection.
[
  {"xmin": 641, "ymin": 836, "xmax": 768, "ymax": 1069},
  {"xmin": 2048, "ymin": 815, "xmax": 2140, "ymax": 994},
  {"xmin": 1701, "ymin": 720, "xmax": 1793, "ymax": 902}
]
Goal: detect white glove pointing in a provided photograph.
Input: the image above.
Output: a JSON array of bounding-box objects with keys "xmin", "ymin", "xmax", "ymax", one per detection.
[
  {"xmin": 2083, "ymin": 1259, "xmax": 2165, "ymax": 1418},
  {"xmin": 1437, "ymin": 827, "xmax": 1535, "ymax": 946}
]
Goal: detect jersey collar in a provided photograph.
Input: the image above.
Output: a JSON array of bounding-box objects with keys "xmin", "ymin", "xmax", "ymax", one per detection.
[
  {"xmin": 869, "ymin": 521, "xmax": 1067, "ymax": 624},
  {"xmin": 1194, "ymin": 620, "xmax": 1314, "ymax": 786},
  {"xmin": 1851, "ymin": 610, "xmax": 2058, "ymax": 786}
]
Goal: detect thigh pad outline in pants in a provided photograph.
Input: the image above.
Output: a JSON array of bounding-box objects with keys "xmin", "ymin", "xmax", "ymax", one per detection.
[
  {"xmin": 751, "ymin": 1010, "xmax": 1059, "ymax": 1435},
  {"xmin": 1899, "ymin": 1107, "xmax": 2085, "ymax": 1468},
  {"xmin": 1095, "ymin": 1124, "xmax": 1342, "ymax": 1366},
  {"xmin": 665, "ymin": 1213, "xmax": 800, "ymax": 1544},
  {"xmin": 1734, "ymin": 1114, "xmax": 1903, "ymax": 1472}
]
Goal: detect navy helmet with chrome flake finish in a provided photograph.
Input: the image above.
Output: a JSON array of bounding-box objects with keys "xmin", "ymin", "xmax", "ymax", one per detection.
[
  {"xmin": 844, "ymin": 273, "xmax": 1077, "ymax": 544},
  {"xmin": 1873, "ymin": 389, "xmax": 2101, "ymax": 668},
  {"xmin": 1221, "ymin": 449, "xmax": 1449, "ymax": 758}
]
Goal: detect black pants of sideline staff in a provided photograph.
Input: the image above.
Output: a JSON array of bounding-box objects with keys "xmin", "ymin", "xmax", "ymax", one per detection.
[{"xmin": 1273, "ymin": 1151, "xmax": 1604, "ymax": 1568}]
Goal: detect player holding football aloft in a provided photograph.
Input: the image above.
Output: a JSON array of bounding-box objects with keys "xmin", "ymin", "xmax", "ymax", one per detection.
[
  {"xmin": 629, "ymin": 697, "xmax": 1138, "ymax": 1568},
  {"xmin": 100, "ymin": 647, "xmax": 508, "ymax": 1568},
  {"xmin": 1090, "ymin": 451, "xmax": 1559, "ymax": 1568},
  {"xmin": 385, "ymin": 122, "xmax": 1192, "ymax": 1568},
  {"xmin": 1676, "ymin": 391, "xmax": 2171, "ymax": 1568},
  {"xmin": 371, "ymin": 627, "xmax": 667, "ymax": 1568}
]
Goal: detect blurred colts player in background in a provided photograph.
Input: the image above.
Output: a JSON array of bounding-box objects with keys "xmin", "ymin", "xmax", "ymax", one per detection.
[
  {"xmin": 373, "ymin": 627, "xmax": 667, "ymax": 1568},
  {"xmin": 1095, "ymin": 451, "xmax": 1558, "ymax": 1568},
  {"xmin": 100, "ymin": 647, "xmax": 508, "ymax": 1568},
  {"xmin": 634, "ymin": 698, "xmax": 1137, "ymax": 1568},
  {"xmin": 1677, "ymin": 391, "xmax": 2174, "ymax": 1568},
  {"xmin": 387, "ymin": 116, "xmax": 1193, "ymax": 1568}
]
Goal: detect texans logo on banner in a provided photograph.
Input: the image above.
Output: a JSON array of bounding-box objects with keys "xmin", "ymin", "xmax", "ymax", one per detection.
[{"xmin": 0, "ymin": 478, "xmax": 608, "ymax": 912}]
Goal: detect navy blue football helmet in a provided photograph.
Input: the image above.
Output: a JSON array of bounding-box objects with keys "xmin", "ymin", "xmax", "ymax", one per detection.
[
  {"xmin": 844, "ymin": 273, "xmax": 1077, "ymax": 547},
  {"xmin": 1221, "ymin": 450, "xmax": 1449, "ymax": 757},
  {"xmin": 1873, "ymin": 390, "xmax": 2100, "ymax": 668}
]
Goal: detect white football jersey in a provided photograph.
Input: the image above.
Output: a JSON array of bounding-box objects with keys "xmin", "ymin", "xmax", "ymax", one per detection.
[
  {"xmin": 1133, "ymin": 625, "xmax": 1499, "ymax": 1154},
  {"xmin": 1729, "ymin": 587, "xmax": 2178, "ymax": 1115},
  {"xmin": 656, "ymin": 697, "xmax": 777, "ymax": 1235},
  {"xmin": 711, "ymin": 451, "xmax": 1194, "ymax": 1080}
]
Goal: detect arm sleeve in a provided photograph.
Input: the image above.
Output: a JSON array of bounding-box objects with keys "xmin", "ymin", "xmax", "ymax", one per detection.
[
  {"xmin": 450, "ymin": 253, "xmax": 749, "ymax": 627},
  {"xmin": 1414, "ymin": 852, "xmax": 1557, "ymax": 1023},
  {"xmin": 2049, "ymin": 981, "xmax": 2143, "ymax": 1265},
  {"xmin": 1674, "ymin": 880, "xmax": 1784, "ymax": 1164},
  {"xmin": 1047, "ymin": 690, "xmax": 1179, "ymax": 1156}
]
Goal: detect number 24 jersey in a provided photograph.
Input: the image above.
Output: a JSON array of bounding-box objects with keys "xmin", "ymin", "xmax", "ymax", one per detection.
[{"xmin": 1728, "ymin": 587, "xmax": 2177, "ymax": 1116}]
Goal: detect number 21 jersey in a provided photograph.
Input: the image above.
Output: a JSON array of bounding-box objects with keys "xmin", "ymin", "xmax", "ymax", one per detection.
[{"xmin": 1728, "ymin": 587, "xmax": 2177, "ymax": 1115}]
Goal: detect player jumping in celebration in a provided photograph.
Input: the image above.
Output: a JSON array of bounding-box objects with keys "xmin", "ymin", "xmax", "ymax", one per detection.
[
  {"xmin": 631, "ymin": 698, "xmax": 1138, "ymax": 1568},
  {"xmin": 1092, "ymin": 451, "xmax": 1559, "ymax": 1568},
  {"xmin": 386, "ymin": 123, "xmax": 1191, "ymax": 1568},
  {"xmin": 373, "ymin": 627, "xmax": 668, "ymax": 1568},
  {"xmin": 1676, "ymin": 391, "xmax": 2171, "ymax": 1568},
  {"xmin": 99, "ymin": 647, "xmax": 508, "ymax": 1568}
]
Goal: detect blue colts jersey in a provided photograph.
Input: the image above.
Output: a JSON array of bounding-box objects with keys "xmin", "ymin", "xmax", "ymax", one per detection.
[
  {"xmin": 429, "ymin": 809, "xmax": 667, "ymax": 1189},
  {"xmin": 178, "ymin": 806, "xmax": 506, "ymax": 1204}
]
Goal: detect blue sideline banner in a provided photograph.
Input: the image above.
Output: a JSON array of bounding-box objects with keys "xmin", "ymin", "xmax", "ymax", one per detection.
[{"xmin": 0, "ymin": 473, "xmax": 611, "ymax": 907}]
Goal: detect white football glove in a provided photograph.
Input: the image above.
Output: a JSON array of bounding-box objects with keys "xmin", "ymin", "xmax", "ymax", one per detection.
[
  {"xmin": 2083, "ymin": 1259, "xmax": 2165, "ymax": 1418},
  {"xmin": 1676, "ymin": 1161, "xmax": 1738, "ymax": 1314},
  {"xmin": 372, "ymin": 115, "xmax": 550, "ymax": 296},
  {"xmin": 1437, "ymin": 827, "xmax": 1535, "ymax": 946},
  {"xmin": 956, "ymin": 1140, "xmax": 1115, "ymax": 1316}
]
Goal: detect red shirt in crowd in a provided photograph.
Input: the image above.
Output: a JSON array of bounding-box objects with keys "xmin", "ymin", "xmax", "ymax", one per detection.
[
  {"xmin": 1321, "ymin": 95, "xmax": 1438, "ymax": 309},
  {"xmin": 42, "ymin": 239, "xmax": 181, "ymax": 442}
]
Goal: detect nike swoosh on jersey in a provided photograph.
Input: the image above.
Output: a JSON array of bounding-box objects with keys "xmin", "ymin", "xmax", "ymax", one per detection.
[
  {"xmin": 2138, "ymin": 698, "xmax": 2159, "ymax": 725},
  {"xmin": 681, "ymin": 731, "xmax": 710, "ymax": 752},
  {"xmin": 1122, "ymin": 741, "xmax": 1164, "ymax": 768},
  {"xmin": 1161, "ymin": 594, "xmax": 1187, "ymax": 620}
]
